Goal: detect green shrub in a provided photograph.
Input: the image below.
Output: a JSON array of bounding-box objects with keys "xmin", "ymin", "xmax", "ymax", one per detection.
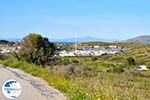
[
  {"xmin": 107, "ymin": 65, "xmax": 125, "ymax": 73},
  {"xmin": 127, "ymin": 57, "xmax": 136, "ymax": 65}
]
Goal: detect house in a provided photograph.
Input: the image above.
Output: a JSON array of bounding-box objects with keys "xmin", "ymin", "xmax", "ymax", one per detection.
[
  {"xmin": 109, "ymin": 45, "xmax": 117, "ymax": 48},
  {"xmin": 93, "ymin": 45, "xmax": 100, "ymax": 48},
  {"xmin": 59, "ymin": 50, "xmax": 75, "ymax": 57}
]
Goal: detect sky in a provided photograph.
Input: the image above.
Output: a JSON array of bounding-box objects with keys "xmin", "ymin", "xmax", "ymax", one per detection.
[{"xmin": 0, "ymin": 0, "xmax": 150, "ymax": 41}]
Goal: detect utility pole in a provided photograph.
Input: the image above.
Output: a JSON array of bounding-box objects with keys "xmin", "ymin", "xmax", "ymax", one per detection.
[{"xmin": 74, "ymin": 35, "xmax": 77, "ymax": 52}]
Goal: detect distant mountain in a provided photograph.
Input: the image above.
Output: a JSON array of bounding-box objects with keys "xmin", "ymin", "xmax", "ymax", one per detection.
[
  {"xmin": 0, "ymin": 37, "xmax": 116, "ymax": 43},
  {"xmin": 50, "ymin": 36, "xmax": 114, "ymax": 43},
  {"xmin": 125, "ymin": 35, "xmax": 150, "ymax": 44},
  {"xmin": 0, "ymin": 38, "xmax": 19, "ymax": 42}
]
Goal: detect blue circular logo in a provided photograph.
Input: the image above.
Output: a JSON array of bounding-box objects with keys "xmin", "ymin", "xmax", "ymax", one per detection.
[{"xmin": 2, "ymin": 79, "xmax": 22, "ymax": 99}]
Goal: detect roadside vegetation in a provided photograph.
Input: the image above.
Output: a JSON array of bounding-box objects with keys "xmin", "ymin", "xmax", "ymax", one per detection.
[{"xmin": 0, "ymin": 33, "xmax": 150, "ymax": 100}]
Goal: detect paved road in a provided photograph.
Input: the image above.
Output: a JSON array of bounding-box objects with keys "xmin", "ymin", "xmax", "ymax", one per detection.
[{"xmin": 0, "ymin": 65, "xmax": 67, "ymax": 100}]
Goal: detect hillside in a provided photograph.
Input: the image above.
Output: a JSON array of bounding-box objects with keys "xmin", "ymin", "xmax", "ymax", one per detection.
[{"xmin": 125, "ymin": 35, "xmax": 150, "ymax": 44}]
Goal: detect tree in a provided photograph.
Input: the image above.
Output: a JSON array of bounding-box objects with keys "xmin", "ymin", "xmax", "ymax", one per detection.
[{"xmin": 17, "ymin": 33, "xmax": 56, "ymax": 66}]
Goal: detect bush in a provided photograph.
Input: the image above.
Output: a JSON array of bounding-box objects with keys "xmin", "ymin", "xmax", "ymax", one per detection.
[
  {"xmin": 91, "ymin": 57, "xmax": 98, "ymax": 61},
  {"xmin": 107, "ymin": 65, "xmax": 125, "ymax": 73},
  {"xmin": 0, "ymin": 53, "xmax": 6, "ymax": 60},
  {"xmin": 127, "ymin": 57, "xmax": 136, "ymax": 65},
  {"xmin": 72, "ymin": 59, "xmax": 80, "ymax": 65}
]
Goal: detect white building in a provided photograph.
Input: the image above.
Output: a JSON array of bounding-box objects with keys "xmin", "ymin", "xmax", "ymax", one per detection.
[
  {"xmin": 57, "ymin": 46, "xmax": 127, "ymax": 57},
  {"xmin": 94, "ymin": 45, "xmax": 100, "ymax": 48},
  {"xmin": 59, "ymin": 51, "xmax": 75, "ymax": 57},
  {"xmin": 0, "ymin": 44, "xmax": 20, "ymax": 54},
  {"xmin": 109, "ymin": 45, "xmax": 117, "ymax": 48},
  {"xmin": 137, "ymin": 65, "xmax": 149, "ymax": 71}
]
